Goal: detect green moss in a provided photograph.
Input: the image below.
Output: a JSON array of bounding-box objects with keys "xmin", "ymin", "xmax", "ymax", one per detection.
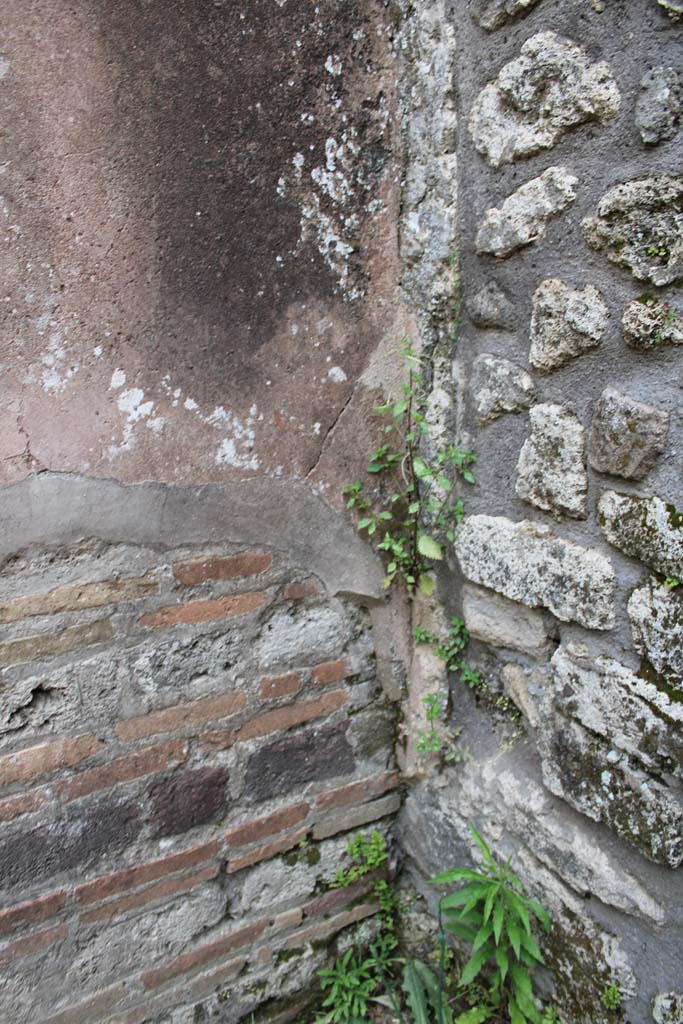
[{"xmin": 276, "ymin": 946, "xmax": 304, "ymax": 963}]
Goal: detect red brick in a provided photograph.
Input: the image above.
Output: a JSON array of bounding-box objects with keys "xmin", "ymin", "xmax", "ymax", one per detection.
[
  {"xmin": 196, "ymin": 727, "xmax": 236, "ymax": 753},
  {"xmin": 236, "ymin": 689, "xmax": 348, "ymax": 742},
  {"xmin": 0, "ymin": 575, "xmax": 157, "ymax": 625},
  {"xmin": 282, "ymin": 579, "xmax": 321, "ymax": 600},
  {"xmin": 41, "ymin": 981, "xmax": 129, "ymax": 1024},
  {"xmin": 57, "ymin": 739, "xmax": 188, "ymax": 803},
  {"xmin": 0, "ymin": 922, "xmax": 68, "ymax": 962},
  {"xmin": 302, "ymin": 873, "xmax": 381, "ymax": 920},
  {"xmin": 273, "ymin": 907, "xmax": 303, "ymax": 932},
  {"xmin": 282, "ymin": 903, "xmax": 378, "ymax": 950},
  {"xmin": 139, "ymin": 591, "xmax": 266, "ymax": 628},
  {"xmin": 315, "ymin": 771, "xmax": 400, "ymax": 812},
  {"xmin": 0, "ymin": 789, "xmax": 47, "ymax": 822},
  {"xmin": 313, "ymin": 793, "xmax": 401, "ymax": 841},
  {"xmin": 121, "ymin": 958, "xmax": 247, "ymax": 1024},
  {"xmin": 311, "ymin": 658, "xmax": 353, "ymax": 687},
  {"xmin": 173, "ymin": 551, "xmax": 272, "ymax": 585},
  {"xmin": 116, "ymin": 691, "xmax": 246, "ymax": 742},
  {"xmin": 0, "ymin": 892, "xmax": 67, "ymax": 937},
  {"xmin": 141, "ymin": 918, "xmax": 268, "ymax": 990},
  {"xmin": 0, "ymin": 619, "xmax": 114, "ymax": 668},
  {"xmin": 259, "ymin": 671, "xmax": 301, "ymax": 701},
  {"xmin": 226, "ymin": 827, "xmax": 308, "ymax": 874},
  {"xmin": 0, "ymin": 734, "xmax": 103, "ymax": 787},
  {"xmin": 82, "ymin": 863, "xmax": 218, "ymax": 924},
  {"xmin": 225, "ymin": 802, "xmax": 309, "ymax": 846},
  {"xmin": 75, "ymin": 839, "xmax": 219, "ymax": 906}
]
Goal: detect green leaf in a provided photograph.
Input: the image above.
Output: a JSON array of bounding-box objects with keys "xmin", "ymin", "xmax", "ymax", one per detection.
[
  {"xmin": 509, "ymin": 997, "xmax": 525, "ymax": 1024},
  {"xmin": 506, "ymin": 891, "xmax": 532, "ymax": 935},
  {"xmin": 520, "ymin": 930, "xmax": 544, "ymax": 965},
  {"xmin": 493, "ymin": 900, "xmax": 505, "ymax": 944},
  {"xmin": 413, "ymin": 456, "xmax": 431, "ymax": 479},
  {"xmin": 419, "ymin": 574, "xmax": 436, "ymax": 596},
  {"xmin": 432, "ymin": 868, "xmax": 490, "ymax": 884},
  {"xmin": 455, "ymin": 1008, "xmax": 490, "ymax": 1024},
  {"xmin": 402, "ymin": 961, "xmax": 430, "ymax": 1024},
  {"xmin": 417, "ymin": 534, "xmax": 443, "ymax": 560},
  {"xmin": 468, "ymin": 823, "xmax": 498, "ymax": 872},
  {"xmin": 443, "ymin": 920, "xmax": 477, "ymax": 943},
  {"xmin": 472, "ymin": 922, "xmax": 494, "ymax": 953},
  {"xmin": 413, "ymin": 960, "xmax": 454, "ymax": 1024},
  {"xmin": 462, "ymin": 470, "xmax": 475, "ymax": 484},
  {"xmin": 408, "ymin": 501, "xmax": 421, "ymax": 514},
  {"xmin": 393, "ymin": 399, "xmax": 409, "ymax": 419},
  {"xmin": 494, "ymin": 945, "xmax": 509, "ymax": 982},
  {"xmin": 459, "ymin": 946, "xmax": 493, "ymax": 988},
  {"xmin": 526, "ymin": 898, "xmax": 551, "ymax": 934},
  {"xmin": 483, "ymin": 885, "xmax": 499, "ymax": 923},
  {"xmin": 506, "ymin": 919, "xmax": 522, "ymax": 959}
]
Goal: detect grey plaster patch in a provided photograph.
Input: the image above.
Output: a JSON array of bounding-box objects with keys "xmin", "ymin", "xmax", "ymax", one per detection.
[
  {"xmin": 471, "ymin": 0, "xmax": 543, "ymax": 31},
  {"xmin": 622, "ymin": 297, "xmax": 683, "ymax": 350},
  {"xmin": 598, "ymin": 491, "xmax": 683, "ymax": 578},
  {"xmin": 463, "ymin": 583, "xmax": 552, "ymax": 657},
  {"xmin": 475, "ymin": 166, "xmax": 578, "ymax": 258},
  {"xmin": 454, "ymin": 515, "xmax": 615, "ymax": 629},
  {"xmin": 467, "ymin": 281, "xmax": 516, "ymax": 330},
  {"xmin": 515, "ymin": 404, "xmax": 588, "ymax": 520},
  {"xmin": 628, "ymin": 580, "xmax": 683, "ymax": 693},
  {"xmin": 0, "ymin": 473, "xmax": 383, "ymax": 600},
  {"xmin": 588, "ymin": 388, "xmax": 670, "ymax": 480},
  {"xmin": 636, "ymin": 67, "xmax": 682, "ymax": 145},
  {"xmin": 529, "ymin": 278, "xmax": 608, "ymax": 372},
  {"xmin": 582, "ymin": 176, "xmax": 683, "ymax": 286},
  {"xmin": 471, "ymin": 354, "xmax": 536, "ymax": 425},
  {"xmin": 468, "ymin": 32, "xmax": 619, "ymax": 168}
]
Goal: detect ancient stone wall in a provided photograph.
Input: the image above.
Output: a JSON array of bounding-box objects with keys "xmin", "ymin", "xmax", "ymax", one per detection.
[{"xmin": 399, "ymin": 2, "xmax": 683, "ymax": 1023}]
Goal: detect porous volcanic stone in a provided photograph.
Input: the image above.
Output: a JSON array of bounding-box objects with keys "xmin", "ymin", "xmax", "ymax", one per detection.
[
  {"xmin": 588, "ymin": 388, "xmax": 669, "ymax": 480},
  {"xmin": 472, "ymin": 354, "xmax": 536, "ymax": 424},
  {"xmin": 529, "ymin": 279, "xmax": 608, "ymax": 372},
  {"xmin": 476, "ymin": 167, "xmax": 578, "ymax": 258},
  {"xmin": 628, "ymin": 580, "xmax": 683, "ymax": 693},
  {"xmin": 598, "ymin": 490, "xmax": 683, "ymax": 578},
  {"xmin": 515, "ymin": 404, "xmax": 588, "ymax": 519}
]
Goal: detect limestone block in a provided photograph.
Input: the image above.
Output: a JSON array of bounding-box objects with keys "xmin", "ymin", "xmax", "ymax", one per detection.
[
  {"xmin": 476, "ymin": 167, "xmax": 578, "ymax": 258},
  {"xmin": 540, "ymin": 717, "xmax": 683, "ymax": 867},
  {"xmin": 598, "ymin": 491, "xmax": 683, "ymax": 578},
  {"xmin": 454, "ymin": 515, "xmax": 615, "ymax": 629},
  {"xmin": 622, "ymin": 297, "xmax": 683, "ymax": 349},
  {"xmin": 588, "ymin": 388, "xmax": 669, "ymax": 480},
  {"xmin": 653, "ymin": 993, "xmax": 683, "ymax": 1024},
  {"xmin": 471, "ymin": 0, "xmax": 543, "ymax": 31},
  {"xmin": 636, "ymin": 67, "xmax": 681, "ymax": 145},
  {"xmin": 550, "ymin": 646, "xmax": 683, "ymax": 775},
  {"xmin": 467, "ymin": 281, "xmax": 516, "ymax": 330},
  {"xmin": 628, "ymin": 580, "xmax": 683, "ymax": 693},
  {"xmin": 515, "ymin": 404, "xmax": 588, "ymax": 519},
  {"xmin": 529, "ymin": 278, "xmax": 608, "ymax": 372},
  {"xmin": 469, "ymin": 33, "xmax": 620, "ymax": 168},
  {"xmin": 471, "ymin": 354, "xmax": 536, "ymax": 424},
  {"xmin": 656, "ymin": 0, "xmax": 683, "ymax": 19},
  {"xmin": 582, "ymin": 176, "xmax": 683, "ymax": 286},
  {"xmin": 462, "ymin": 583, "xmax": 551, "ymax": 657}
]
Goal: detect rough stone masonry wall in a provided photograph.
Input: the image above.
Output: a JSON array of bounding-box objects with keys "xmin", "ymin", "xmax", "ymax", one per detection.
[{"xmin": 398, "ymin": 3, "xmax": 683, "ymax": 1023}]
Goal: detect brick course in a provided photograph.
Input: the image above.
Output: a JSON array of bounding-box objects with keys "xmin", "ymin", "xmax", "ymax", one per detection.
[
  {"xmin": 139, "ymin": 591, "xmax": 266, "ymax": 627},
  {"xmin": 172, "ymin": 552, "xmax": 272, "ymax": 585},
  {"xmin": 141, "ymin": 919, "xmax": 268, "ymax": 990},
  {"xmin": 0, "ymin": 789, "xmax": 47, "ymax": 822},
  {"xmin": 56, "ymin": 739, "xmax": 188, "ymax": 802},
  {"xmin": 236, "ymin": 688, "xmax": 348, "ymax": 742},
  {"xmin": 225, "ymin": 801, "xmax": 309, "ymax": 846},
  {"xmin": 0, "ymin": 734, "xmax": 103, "ymax": 787},
  {"xmin": 0, "ymin": 922, "xmax": 68, "ymax": 962},
  {"xmin": 258, "ymin": 671, "xmax": 301, "ymax": 700},
  {"xmin": 0, "ymin": 892, "xmax": 67, "ymax": 937},
  {"xmin": 315, "ymin": 771, "xmax": 400, "ymax": 811},
  {"xmin": 116, "ymin": 691, "xmax": 246, "ymax": 742},
  {"xmin": 0, "ymin": 575, "xmax": 157, "ymax": 625},
  {"xmin": 226, "ymin": 827, "xmax": 308, "ymax": 874},
  {"xmin": 0, "ymin": 619, "xmax": 114, "ymax": 668},
  {"xmin": 75, "ymin": 839, "xmax": 219, "ymax": 905},
  {"xmin": 81, "ymin": 863, "xmax": 218, "ymax": 925},
  {"xmin": 311, "ymin": 658, "xmax": 354, "ymax": 687}
]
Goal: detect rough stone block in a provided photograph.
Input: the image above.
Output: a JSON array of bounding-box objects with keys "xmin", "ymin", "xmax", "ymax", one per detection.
[
  {"xmin": 466, "ymin": 281, "xmax": 516, "ymax": 330},
  {"xmin": 657, "ymin": 0, "xmax": 683, "ymax": 18},
  {"xmin": 653, "ymin": 993, "xmax": 683, "ymax": 1024},
  {"xmin": 515, "ymin": 404, "xmax": 588, "ymax": 519},
  {"xmin": 588, "ymin": 388, "xmax": 669, "ymax": 479},
  {"xmin": 550, "ymin": 646, "xmax": 683, "ymax": 773},
  {"xmin": 529, "ymin": 278, "xmax": 608, "ymax": 372},
  {"xmin": 454, "ymin": 515, "xmax": 615, "ymax": 629},
  {"xmin": 149, "ymin": 767, "xmax": 229, "ymax": 838},
  {"xmin": 622, "ymin": 296, "xmax": 683, "ymax": 349},
  {"xmin": 0, "ymin": 797, "xmax": 143, "ymax": 891},
  {"xmin": 598, "ymin": 491, "xmax": 683, "ymax": 577},
  {"xmin": 471, "ymin": 0, "xmax": 542, "ymax": 31},
  {"xmin": 628, "ymin": 580, "xmax": 683, "ymax": 692},
  {"xmin": 469, "ymin": 33, "xmax": 619, "ymax": 167},
  {"xmin": 636, "ymin": 67, "xmax": 681, "ymax": 145},
  {"xmin": 462, "ymin": 583, "xmax": 551, "ymax": 657},
  {"xmin": 471, "ymin": 354, "xmax": 536, "ymax": 425},
  {"xmin": 582, "ymin": 176, "xmax": 683, "ymax": 286},
  {"xmin": 475, "ymin": 167, "xmax": 578, "ymax": 258},
  {"xmin": 540, "ymin": 719, "xmax": 683, "ymax": 867},
  {"xmin": 244, "ymin": 721, "xmax": 355, "ymax": 802}
]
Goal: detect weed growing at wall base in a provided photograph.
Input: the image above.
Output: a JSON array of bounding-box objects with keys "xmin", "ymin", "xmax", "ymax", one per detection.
[{"xmin": 344, "ymin": 341, "xmax": 475, "ymax": 595}]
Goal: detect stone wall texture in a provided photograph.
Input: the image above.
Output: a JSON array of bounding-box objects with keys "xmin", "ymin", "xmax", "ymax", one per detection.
[{"xmin": 1, "ymin": 1, "xmax": 682, "ymax": 1023}]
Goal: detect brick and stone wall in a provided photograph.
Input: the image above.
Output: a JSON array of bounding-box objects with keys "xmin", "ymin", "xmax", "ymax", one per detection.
[{"xmin": 398, "ymin": 3, "xmax": 683, "ymax": 1023}]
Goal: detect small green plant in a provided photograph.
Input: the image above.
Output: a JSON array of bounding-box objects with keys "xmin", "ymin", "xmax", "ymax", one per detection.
[
  {"xmin": 434, "ymin": 822, "xmax": 551, "ymax": 1024},
  {"xmin": 541, "ymin": 1008, "xmax": 562, "ymax": 1024},
  {"xmin": 653, "ymin": 308, "xmax": 677, "ymax": 344},
  {"xmin": 416, "ymin": 690, "xmax": 450, "ymax": 756},
  {"xmin": 646, "ymin": 243, "xmax": 670, "ymax": 260},
  {"xmin": 601, "ymin": 983, "xmax": 622, "ymax": 1012},
  {"xmin": 664, "ymin": 576, "xmax": 680, "ymax": 591},
  {"xmin": 330, "ymin": 830, "xmax": 389, "ymax": 889},
  {"xmin": 317, "ymin": 947, "xmax": 379, "ymax": 1023},
  {"xmin": 344, "ymin": 341, "xmax": 475, "ymax": 594}
]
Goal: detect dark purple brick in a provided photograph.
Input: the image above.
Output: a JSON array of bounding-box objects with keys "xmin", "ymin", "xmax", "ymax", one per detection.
[
  {"xmin": 149, "ymin": 767, "xmax": 229, "ymax": 837},
  {"xmin": 244, "ymin": 722, "xmax": 354, "ymax": 803}
]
